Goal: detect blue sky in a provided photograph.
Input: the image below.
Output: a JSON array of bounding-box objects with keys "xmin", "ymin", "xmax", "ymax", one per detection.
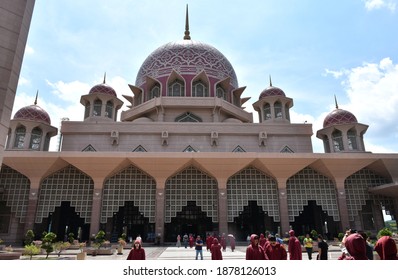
[{"xmin": 14, "ymin": 0, "xmax": 398, "ymax": 152}]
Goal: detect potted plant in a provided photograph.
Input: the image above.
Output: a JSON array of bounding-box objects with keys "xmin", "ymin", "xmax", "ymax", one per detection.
[
  {"xmin": 117, "ymin": 238, "xmax": 127, "ymax": 255},
  {"xmin": 76, "ymin": 242, "xmax": 86, "ymax": 260}
]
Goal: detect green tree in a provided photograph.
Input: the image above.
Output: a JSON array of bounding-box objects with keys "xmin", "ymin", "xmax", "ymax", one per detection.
[
  {"xmin": 24, "ymin": 229, "xmax": 35, "ymax": 246},
  {"xmin": 23, "ymin": 244, "xmax": 40, "ymax": 260},
  {"xmin": 41, "ymin": 232, "xmax": 57, "ymax": 259}
]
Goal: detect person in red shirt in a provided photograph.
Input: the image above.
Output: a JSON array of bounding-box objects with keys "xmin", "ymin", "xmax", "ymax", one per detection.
[
  {"xmin": 206, "ymin": 234, "xmax": 214, "ymax": 251},
  {"xmin": 288, "ymin": 230, "xmax": 302, "ymax": 260},
  {"xmin": 259, "ymin": 233, "xmax": 267, "ymax": 249},
  {"xmin": 126, "ymin": 240, "xmax": 145, "ymax": 260},
  {"xmin": 265, "ymin": 236, "xmax": 287, "ymax": 260},
  {"xmin": 374, "ymin": 235, "xmax": 398, "ymax": 260},
  {"xmin": 189, "ymin": 234, "xmax": 194, "ymax": 248},
  {"xmin": 246, "ymin": 234, "xmax": 269, "ymax": 260},
  {"xmin": 210, "ymin": 238, "xmax": 223, "ymax": 260}
]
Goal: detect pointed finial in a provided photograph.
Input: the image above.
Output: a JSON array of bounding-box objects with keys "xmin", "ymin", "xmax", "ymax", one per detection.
[
  {"xmin": 269, "ymin": 75, "xmax": 273, "ymax": 87},
  {"xmin": 34, "ymin": 90, "xmax": 38, "ymax": 105},
  {"xmin": 103, "ymin": 72, "xmax": 106, "ymax": 84},
  {"xmin": 183, "ymin": 4, "xmax": 191, "ymax": 40},
  {"xmin": 334, "ymin": 94, "xmax": 339, "ymax": 109}
]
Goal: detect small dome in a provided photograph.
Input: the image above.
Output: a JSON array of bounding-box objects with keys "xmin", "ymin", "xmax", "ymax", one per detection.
[
  {"xmin": 89, "ymin": 83, "xmax": 117, "ymax": 97},
  {"xmin": 323, "ymin": 108, "xmax": 358, "ymax": 128},
  {"xmin": 259, "ymin": 86, "xmax": 286, "ymax": 99},
  {"xmin": 14, "ymin": 104, "xmax": 51, "ymax": 125}
]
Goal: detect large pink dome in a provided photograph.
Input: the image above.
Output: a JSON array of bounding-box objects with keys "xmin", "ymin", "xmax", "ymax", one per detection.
[
  {"xmin": 13, "ymin": 104, "xmax": 51, "ymax": 125},
  {"xmin": 135, "ymin": 40, "xmax": 238, "ymax": 88},
  {"xmin": 89, "ymin": 83, "xmax": 117, "ymax": 96},
  {"xmin": 323, "ymin": 108, "xmax": 357, "ymax": 128}
]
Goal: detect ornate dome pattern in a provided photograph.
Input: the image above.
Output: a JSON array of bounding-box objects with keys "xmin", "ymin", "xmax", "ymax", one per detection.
[
  {"xmin": 259, "ymin": 86, "xmax": 286, "ymax": 99},
  {"xmin": 14, "ymin": 105, "xmax": 51, "ymax": 125},
  {"xmin": 89, "ymin": 83, "xmax": 117, "ymax": 96},
  {"xmin": 135, "ymin": 40, "xmax": 238, "ymax": 88},
  {"xmin": 323, "ymin": 109, "xmax": 358, "ymax": 128}
]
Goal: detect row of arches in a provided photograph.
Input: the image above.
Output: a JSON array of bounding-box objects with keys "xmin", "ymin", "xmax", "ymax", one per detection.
[
  {"xmin": 0, "ymin": 163, "xmax": 394, "ymax": 242},
  {"xmin": 322, "ymin": 128, "xmax": 365, "ymax": 152},
  {"xmin": 7, "ymin": 125, "xmax": 52, "ymax": 151}
]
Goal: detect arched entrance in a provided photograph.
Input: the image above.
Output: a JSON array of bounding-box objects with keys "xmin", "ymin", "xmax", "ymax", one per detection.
[
  {"xmin": 290, "ymin": 200, "xmax": 339, "ymax": 239},
  {"xmin": 164, "ymin": 201, "xmax": 215, "ymax": 242},
  {"xmin": 231, "ymin": 201, "xmax": 278, "ymax": 241},
  {"xmin": 35, "ymin": 201, "xmax": 90, "ymax": 242},
  {"xmin": 106, "ymin": 201, "xmax": 154, "ymax": 243}
]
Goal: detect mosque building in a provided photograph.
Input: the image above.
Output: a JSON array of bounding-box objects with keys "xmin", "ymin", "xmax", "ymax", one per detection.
[{"xmin": 1, "ymin": 7, "xmax": 397, "ymax": 244}]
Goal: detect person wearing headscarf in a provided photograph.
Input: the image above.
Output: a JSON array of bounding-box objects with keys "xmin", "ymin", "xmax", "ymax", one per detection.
[
  {"xmin": 288, "ymin": 230, "xmax": 302, "ymax": 260},
  {"xmin": 210, "ymin": 238, "xmax": 223, "ymax": 260},
  {"xmin": 229, "ymin": 234, "xmax": 236, "ymax": 252},
  {"xmin": 338, "ymin": 233, "xmax": 368, "ymax": 260},
  {"xmin": 265, "ymin": 236, "xmax": 287, "ymax": 260},
  {"xmin": 206, "ymin": 234, "xmax": 214, "ymax": 251},
  {"xmin": 259, "ymin": 233, "xmax": 267, "ymax": 249},
  {"xmin": 126, "ymin": 239, "xmax": 146, "ymax": 260},
  {"xmin": 374, "ymin": 235, "xmax": 398, "ymax": 260},
  {"xmin": 246, "ymin": 234, "xmax": 269, "ymax": 260}
]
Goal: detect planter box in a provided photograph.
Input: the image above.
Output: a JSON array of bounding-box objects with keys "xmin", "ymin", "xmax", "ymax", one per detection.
[
  {"xmin": 86, "ymin": 248, "xmax": 114, "ymax": 255},
  {"xmin": 0, "ymin": 252, "xmax": 22, "ymax": 260}
]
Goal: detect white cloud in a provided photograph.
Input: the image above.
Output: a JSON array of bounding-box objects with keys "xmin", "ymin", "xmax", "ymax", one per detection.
[
  {"xmin": 324, "ymin": 69, "xmax": 345, "ymax": 79},
  {"xmin": 17, "ymin": 77, "xmax": 29, "ymax": 86},
  {"xmin": 364, "ymin": 0, "xmax": 396, "ymax": 11},
  {"xmin": 25, "ymin": 45, "xmax": 34, "ymax": 55}
]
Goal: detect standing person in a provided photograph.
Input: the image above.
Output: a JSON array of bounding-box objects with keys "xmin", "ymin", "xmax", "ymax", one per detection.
[
  {"xmin": 195, "ymin": 235, "xmax": 204, "ymax": 260},
  {"xmin": 228, "ymin": 234, "xmax": 236, "ymax": 252},
  {"xmin": 246, "ymin": 234, "xmax": 269, "ymax": 260},
  {"xmin": 317, "ymin": 234, "xmax": 329, "ymax": 260},
  {"xmin": 210, "ymin": 238, "xmax": 223, "ymax": 260},
  {"xmin": 176, "ymin": 235, "xmax": 181, "ymax": 248},
  {"xmin": 288, "ymin": 230, "xmax": 302, "ymax": 260},
  {"xmin": 189, "ymin": 234, "xmax": 195, "ymax": 248},
  {"xmin": 338, "ymin": 233, "xmax": 368, "ymax": 260},
  {"xmin": 259, "ymin": 233, "xmax": 267, "ymax": 249},
  {"xmin": 126, "ymin": 240, "xmax": 146, "ymax": 260},
  {"xmin": 303, "ymin": 233, "xmax": 313, "ymax": 260},
  {"xmin": 183, "ymin": 233, "xmax": 188, "ymax": 249},
  {"xmin": 220, "ymin": 233, "xmax": 227, "ymax": 252},
  {"xmin": 265, "ymin": 236, "xmax": 287, "ymax": 260},
  {"xmin": 206, "ymin": 233, "xmax": 214, "ymax": 251},
  {"xmin": 374, "ymin": 235, "xmax": 398, "ymax": 260}
]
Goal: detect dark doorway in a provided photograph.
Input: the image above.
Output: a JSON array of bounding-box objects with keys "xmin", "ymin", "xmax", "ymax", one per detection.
[
  {"xmin": 290, "ymin": 200, "xmax": 339, "ymax": 239},
  {"xmin": 231, "ymin": 201, "xmax": 278, "ymax": 241},
  {"xmin": 164, "ymin": 201, "xmax": 216, "ymax": 242},
  {"xmin": 108, "ymin": 201, "xmax": 154, "ymax": 243},
  {"xmin": 35, "ymin": 201, "xmax": 89, "ymax": 242}
]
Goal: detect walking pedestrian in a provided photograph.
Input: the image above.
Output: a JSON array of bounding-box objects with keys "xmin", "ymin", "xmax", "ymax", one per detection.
[
  {"xmin": 338, "ymin": 233, "xmax": 368, "ymax": 260},
  {"xmin": 259, "ymin": 233, "xmax": 267, "ymax": 249},
  {"xmin": 303, "ymin": 233, "xmax": 313, "ymax": 260},
  {"xmin": 317, "ymin": 234, "xmax": 328, "ymax": 260},
  {"xmin": 288, "ymin": 230, "xmax": 302, "ymax": 260},
  {"xmin": 176, "ymin": 234, "xmax": 181, "ymax": 248},
  {"xmin": 245, "ymin": 234, "xmax": 269, "ymax": 260},
  {"xmin": 189, "ymin": 234, "xmax": 194, "ymax": 248},
  {"xmin": 220, "ymin": 233, "xmax": 227, "ymax": 252},
  {"xmin": 183, "ymin": 233, "xmax": 188, "ymax": 249},
  {"xmin": 206, "ymin": 233, "xmax": 213, "ymax": 251},
  {"xmin": 195, "ymin": 235, "xmax": 204, "ymax": 260},
  {"xmin": 374, "ymin": 235, "xmax": 398, "ymax": 260},
  {"xmin": 126, "ymin": 240, "xmax": 146, "ymax": 260},
  {"xmin": 210, "ymin": 238, "xmax": 223, "ymax": 260},
  {"xmin": 228, "ymin": 234, "xmax": 236, "ymax": 252},
  {"xmin": 265, "ymin": 236, "xmax": 287, "ymax": 260}
]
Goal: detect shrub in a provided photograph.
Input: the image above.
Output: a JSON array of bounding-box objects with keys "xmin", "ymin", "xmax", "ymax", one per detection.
[
  {"xmin": 54, "ymin": 241, "xmax": 71, "ymax": 257},
  {"xmin": 24, "ymin": 229, "xmax": 35, "ymax": 246},
  {"xmin": 377, "ymin": 228, "xmax": 393, "ymax": 239},
  {"xmin": 23, "ymin": 244, "xmax": 40, "ymax": 260},
  {"xmin": 41, "ymin": 232, "xmax": 57, "ymax": 259}
]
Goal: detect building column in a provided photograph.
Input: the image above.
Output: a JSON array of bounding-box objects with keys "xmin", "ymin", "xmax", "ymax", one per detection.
[
  {"xmin": 89, "ymin": 178, "xmax": 104, "ymax": 239},
  {"xmin": 277, "ymin": 178, "xmax": 290, "ymax": 236},
  {"xmin": 217, "ymin": 178, "xmax": 228, "ymax": 235},
  {"xmin": 23, "ymin": 177, "xmax": 41, "ymax": 234},
  {"xmin": 335, "ymin": 178, "xmax": 350, "ymax": 231},
  {"xmin": 155, "ymin": 178, "xmax": 166, "ymax": 244}
]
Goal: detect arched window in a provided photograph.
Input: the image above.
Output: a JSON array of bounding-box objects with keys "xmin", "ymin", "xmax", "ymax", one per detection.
[
  {"xmin": 332, "ymin": 130, "xmax": 344, "ymax": 152},
  {"xmin": 149, "ymin": 84, "xmax": 160, "ymax": 100},
  {"xmin": 216, "ymin": 85, "xmax": 227, "ymax": 100},
  {"xmin": 30, "ymin": 127, "xmax": 42, "ymax": 150},
  {"xmin": 263, "ymin": 103, "xmax": 271, "ymax": 120},
  {"xmin": 93, "ymin": 99, "xmax": 102, "ymax": 116},
  {"xmin": 323, "ymin": 136, "xmax": 331, "ymax": 153},
  {"xmin": 192, "ymin": 80, "xmax": 208, "ymax": 97},
  {"xmin": 168, "ymin": 79, "xmax": 184, "ymax": 97},
  {"xmin": 347, "ymin": 129, "xmax": 358, "ymax": 150},
  {"xmin": 84, "ymin": 103, "xmax": 90, "ymax": 119},
  {"xmin": 285, "ymin": 104, "xmax": 290, "ymax": 121},
  {"xmin": 14, "ymin": 126, "xmax": 26, "ymax": 149},
  {"xmin": 43, "ymin": 133, "xmax": 51, "ymax": 151},
  {"xmin": 274, "ymin": 101, "xmax": 282, "ymax": 118},
  {"xmin": 105, "ymin": 101, "xmax": 113, "ymax": 119}
]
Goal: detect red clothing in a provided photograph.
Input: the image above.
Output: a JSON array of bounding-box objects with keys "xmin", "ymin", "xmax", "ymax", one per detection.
[
  {"xmin": 338, "ymin": 233, "xmax": 368, "ymax": 260},
  {"xmin": 259, "ymin": 234, "xmax": 267, "ymax": 248},
  {"xmin": 210, "ymin": 238, "xmax": 223, "ymax": 260},
  {"xmin": 265, "ymin": 243, "xmax": 287, "ymax": 260},
  {"xmin": 189, "ymin": 236, "xmax": 194, "ymax": 248},
  {"xmin": 374, "ymin": 236, "xmax": 398, "ymax": 260},
  {"xmin": 206, "ymin": 235, "xmax": 214, "ymax": 251},
  {"xmin": 221, "ymin": 235, "xmax": 227, "ymax": 251},
  {"xmin": 126, "ymin": 241, "xmax": 145, "ymax": 260},
  {"xmin": 288, "ymin": 230, "xmax": 302, "ymax": 260},
  {"xmin": 246, "ymin": 234, "xmax": 269, "ymax": 260}
]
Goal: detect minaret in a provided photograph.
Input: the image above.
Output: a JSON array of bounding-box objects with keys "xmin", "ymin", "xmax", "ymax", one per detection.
[{"xmin": 183, "ymin": 4, "xmax": 191, "ymax": 40}]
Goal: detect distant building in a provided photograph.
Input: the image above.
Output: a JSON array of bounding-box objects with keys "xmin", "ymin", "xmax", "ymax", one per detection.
[{"xmin": 1, "ymin": 6, "xmax": 397, "ymax": 244}]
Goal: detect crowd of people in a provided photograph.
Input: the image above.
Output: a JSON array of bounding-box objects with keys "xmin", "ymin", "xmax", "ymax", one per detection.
[{"xmin": 124, "ymin": 230, "xmax": 398, "ymax": 260}]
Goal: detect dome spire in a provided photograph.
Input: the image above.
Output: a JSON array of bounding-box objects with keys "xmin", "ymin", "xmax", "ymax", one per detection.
[
  {"xmin": 334, "ymin": 94, "xmax": 339, "ymax": 109},
  {"xmin": 34, "ymin": 90, "xmax": 38, "ymax": 105},
  {"xmin": 183, "ymin": 4, "xmax": 191, "ymax": 40},
  {"xmin": 103, "ymin": 72, "xmax": 107, "ymax": 84},
  {"xmin": 269, "ymin": 75, "xmax": 273, "ymax": 87}
]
